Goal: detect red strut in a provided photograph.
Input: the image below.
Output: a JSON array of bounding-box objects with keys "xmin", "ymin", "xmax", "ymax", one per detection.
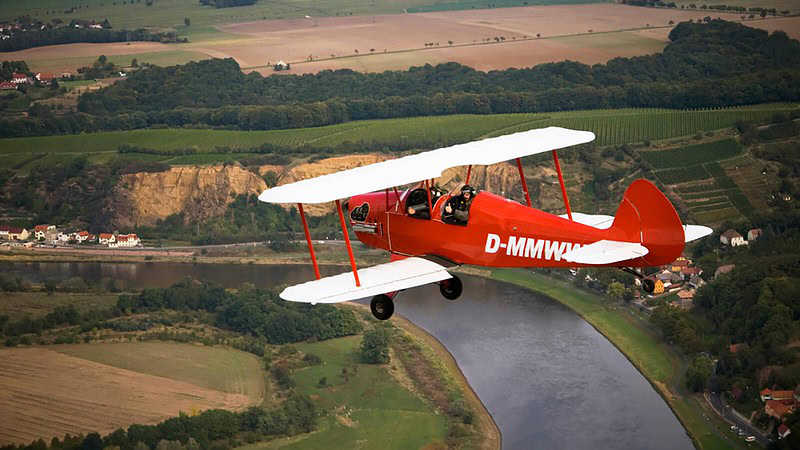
[
  {"xmin": 297, "ymin": 203, "xmax": 320, "ymax": 280},
  {"xmin": 335, "ymin": 199, "xmax": 360, "ymax": 287},
  {"xmin": 465, "ymin": 165, "xmax": 472, "ymax": 185},
  {"xmin": 551, "ymin": 150, "xmax": 573, "ymax": 221},
  {"xmin": 516, "ymin": 158, "xmax": 532, "ymax": 207}
]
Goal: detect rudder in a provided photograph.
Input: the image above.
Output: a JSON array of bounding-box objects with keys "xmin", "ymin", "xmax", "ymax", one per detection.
[{"xmin": 607, "ymin": 179, "xmax": 685, "ymax": 266}]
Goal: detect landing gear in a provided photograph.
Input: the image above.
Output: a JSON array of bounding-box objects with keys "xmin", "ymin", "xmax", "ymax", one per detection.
[
  {"xmin": 642, "ymin": 278, "xmax": 655, "ymax": 294},
  {"xmin": 370, "ymin": 294, "xmax": 395, "ymax": 320},
  {"xmin": 439, "ymin": 275, "xmax": 463, "ymax": 300}
]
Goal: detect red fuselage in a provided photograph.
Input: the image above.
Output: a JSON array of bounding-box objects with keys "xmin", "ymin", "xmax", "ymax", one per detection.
[{"xmin": 348, "ymin": 185, "xmax": 685, "ymax": 268}]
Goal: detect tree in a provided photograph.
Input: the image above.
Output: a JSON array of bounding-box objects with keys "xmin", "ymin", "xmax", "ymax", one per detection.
[
  {"xmin": 607, "ymin": 281, "xmax": 625, "ymax": 301},
  {"xmin": 360, "ymin": 327, "xmax": 390, "ymax": 363},
  {"xmin": 448, "ymin": 40, "xmax": 453, "ymax": 45},
  {"xmin": 686, "ymin": 355, "xmax": 713, "ymax": 392},
  {"xmin": 98, "ymin": 55, "xmax": 107, "ymax": 64},
  {"xmin": 184, "ymin": 17, "xmax": 190, "ymax": 26},
  {"xmin": 131, "ymin": 58, "xmax": 138, "ymax": 67}
]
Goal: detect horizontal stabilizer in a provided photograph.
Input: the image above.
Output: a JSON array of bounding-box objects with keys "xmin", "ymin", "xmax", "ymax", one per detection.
[
  {"xmin": 562, "ymin": 240, "xmax": 649, "ymax": 265},
  {"xmin": 684, "ymin": 224, "xmax": 713, "ymax": 243},
  {"xmin": 281, "ymin": 257, "xmax": 452, "ymax": 304}
]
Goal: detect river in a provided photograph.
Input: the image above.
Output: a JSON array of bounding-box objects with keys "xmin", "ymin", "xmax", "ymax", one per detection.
[{"xmin": 1, "ymin": 261, "xmax": 693, "ymax": 450}]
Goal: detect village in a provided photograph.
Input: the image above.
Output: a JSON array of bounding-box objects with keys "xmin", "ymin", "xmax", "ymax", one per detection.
[{"xmin": 0, "ymin": 224, "xmax": 140, "ymax": 248}]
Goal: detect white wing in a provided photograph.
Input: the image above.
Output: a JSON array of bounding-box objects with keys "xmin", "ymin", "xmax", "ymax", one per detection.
[
  {"xmin": 562, "ymin": 240, "xmax": 649, "ymax": 265},
  {"xmin": 280, "ymin": 257, "xmax": 452, "ymax": 304},
  {"xmin": 259, "ymin": 127, "xmax": 595, "ymax": 204}
]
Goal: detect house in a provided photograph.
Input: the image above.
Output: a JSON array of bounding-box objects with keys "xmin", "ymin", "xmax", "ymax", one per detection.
[
  {"xmin": 35, "ymin": 73, "xmax": 55, "ymax": 85},
  {"xmin": 681, "ymin": 267, "xmax": 701, "ymax": 277},
  {"xmin": 88, "ymin": 23, "xmax": 103, "ymax": 29},
  {"xmin": 670, "ymin": 272, "xmax": 683, "ymax": 284},
  {"xmin": 12, "ymin": 72, "xmax": 29, "ymax": 84},
  {"xmin": 0, "ymin": 226, "xmax": 29, "ymax": 240},
  {"xmin": 75, "ymin": 231, "xmax": 89, "ymax": 242},
  {"xmin": 657, "ymin": 270, "xmax": 672, "ymax": 282},
  {"xmin": 765, "ymin": 400, "xmax": 790, "ymax": 420},
  {"xmin": 715, "ymin": 264, "xmax": 735, "ymax": 278},
  {"xmin": 778, "ymin": 424, "xmax": 791, "ymax": 439},
  {"xmin": 677, "ymin": 289, "xmax": 695, "ymax": 300},
  {"xmin": 721, "ymin": 229, "xmax": 747, "ymax": 246},
  {"xmin": 58, "ymin": 230, "xmax": 77, "ymax": 242},
  {"xmin": 86, "ymin": 234, "xmax": 97, "ymax": 243},
  {"xmin": 689, "ymin": 275, "xmax": 704, "ymax": 288},
  {"xmin": 747, "ymin": 228, "xmax": 762, "ymax": 241},
  {"xmin": 98, "ymin": 233, "xmax": 115, "ymax": 245},
  {"xmin": 112, "ymin": 233, "xmax": 140, "ymax": 247},
  {"xmin": 761, "ymin": 388, "xmax": 773, "ymax": 401},
  {"xmin": 730, "ymin": 344, "xmax": 740, "ymax": 354},
  {"xmin": 772, "ymin": 390, "xmax": 794, "ymax": 401},
  {"xmin": 34, "ymin": 224, "xmax": 56, "ymax": 240},
  {"xmin": 670, "ymin": 257, "xmax": 690, "ymax": 272},
  {"xmin": 0, "ymin": 81, "xmax": 16, "ymax": 90},
  {"xmin": 653, "ymin": 279, "xmax": 664, "ymax": 294},
  {"xmin": 61, "ymin": 70, "xmax": 72, "ymax": 79},
  {"xmin": 274, "ymin": 60, "xmax": 290, "ymax": 71}
]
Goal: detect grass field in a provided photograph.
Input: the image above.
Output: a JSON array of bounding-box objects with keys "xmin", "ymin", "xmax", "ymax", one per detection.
[
  {"xmin": 26, "ymin": 50, "xmax": 212, "ymax": 74},
  {"xmin": 245, "ymin": 335, "xmax": 448, "ymax": 449},
  {"xmin": 490, "ymin": 268, "xmax": 749, "ymax": 450},
  {"xmin": 0, "ymin": 292, "xmax": 120, "ymax": 320},
  {"xmin": 0, "ymin": 342, "xmax": 263, "ymax": 446},
  {"xmin": 55, "ymin": 342, "xmax": 265, "ymax": 396},
  {"xmin": 2, "ymin": 104, "xmax": 796, "ymax": 171}
]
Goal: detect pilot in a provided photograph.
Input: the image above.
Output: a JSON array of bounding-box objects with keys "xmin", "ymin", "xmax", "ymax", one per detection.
[{"xmin": 444, "ymin": 185, "xmax": 475, "ymax": 225}]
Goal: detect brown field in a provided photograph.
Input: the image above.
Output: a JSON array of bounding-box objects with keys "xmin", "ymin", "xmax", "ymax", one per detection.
[{"xmin": 0, "ymin": 344, "xmax": 263, "ymax": 446}]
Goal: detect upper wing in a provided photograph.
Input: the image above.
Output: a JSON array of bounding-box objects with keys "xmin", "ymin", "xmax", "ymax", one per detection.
[
  {"xmin": 259, "ymin": 127, "xmax": 595, "ymax": 204},
  {"xmin": 280, "ymin": 257, "xmax": 452, "ymax": 304},
  {"xmin": 562, "ymin": 240, "xmax": 649, "ymax": 265}
]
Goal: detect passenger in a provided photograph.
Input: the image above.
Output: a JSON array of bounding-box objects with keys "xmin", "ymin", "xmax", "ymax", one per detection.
[
  {"xmin": 406, "ymin": 188, "xmax": 430, "ymax": 219},
  {"xmin": 444, "ymin": 185, "xmax": 475, "ymax": 225}
]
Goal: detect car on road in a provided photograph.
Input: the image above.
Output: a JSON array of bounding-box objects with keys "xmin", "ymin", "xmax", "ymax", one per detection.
[
  {"xmin": 745, "ymin": 436, "xmax": 755, "ymax": 442},
  {"xmin": 731, "ymin": 425, "xmax": 737, "ymax": 430}
]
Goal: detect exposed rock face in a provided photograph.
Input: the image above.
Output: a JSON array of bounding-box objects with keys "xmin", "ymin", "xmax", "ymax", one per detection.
[{"xmin": 113, "ymin": 164, "xmax": 267, "ymax": 228}]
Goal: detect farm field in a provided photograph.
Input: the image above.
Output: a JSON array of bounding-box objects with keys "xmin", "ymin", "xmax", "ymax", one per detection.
[
  {"xmin": 645, "ymin": 139, "xmax": 767, "ymax": 224},
  {"xmin": 242, "ymin": 334, "xmax": 448, "ymax": 449},
  {"xmin": 0, "ymin": 292, "xmax": 120, "ymax": 320},
  {"xmin": 2, "ymin": 104, "xmax": 796, "ymax": 172},
  {"xmin": 0, "ymin": 343, "xmax": 264, "ymax": 446}
]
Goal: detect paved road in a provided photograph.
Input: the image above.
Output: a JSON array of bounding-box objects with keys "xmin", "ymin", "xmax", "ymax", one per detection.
[{"xmin": 706, "ymin": 391, "xmax": 771, "ymax": 447}]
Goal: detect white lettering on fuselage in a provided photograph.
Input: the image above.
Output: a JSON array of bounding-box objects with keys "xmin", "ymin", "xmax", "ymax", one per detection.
[{"xmin": 484, "ymin": 233, "xmax": 580, "ymax": 262}]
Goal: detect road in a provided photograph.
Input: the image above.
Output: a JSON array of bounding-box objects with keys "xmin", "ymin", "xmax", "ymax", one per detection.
[{"xmin": 706, "ymin": 390, "xmax": 771, "ymax": 447}]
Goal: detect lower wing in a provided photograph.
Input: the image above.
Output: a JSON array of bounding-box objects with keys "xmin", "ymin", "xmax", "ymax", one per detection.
[{"xmin": 280, "ymin": 257, "xmax": 452, "ymax": 304}]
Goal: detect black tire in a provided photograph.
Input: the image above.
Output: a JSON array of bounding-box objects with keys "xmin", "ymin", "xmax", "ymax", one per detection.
[
  {"xmin": 440, "ymin": 275, "xmax": 463, "ymax": 300},
  {"xmin": 642, "ymin": 278, "xmax": 655, "ymax": 294},
  {"xmin": 370, "ymin": 294, "xmax": 395, "ymax": 320}
]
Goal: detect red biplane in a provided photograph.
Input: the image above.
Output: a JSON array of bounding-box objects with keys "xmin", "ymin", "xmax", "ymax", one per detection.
[{"xmin": 259, "ymin": 127, "xmax": 711, "ymax": 320}]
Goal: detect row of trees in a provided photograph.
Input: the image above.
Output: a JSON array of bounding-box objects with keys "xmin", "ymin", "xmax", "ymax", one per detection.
[{"xmin": 0, "ymin": 27, "xmax": 185, "ymax": 52}]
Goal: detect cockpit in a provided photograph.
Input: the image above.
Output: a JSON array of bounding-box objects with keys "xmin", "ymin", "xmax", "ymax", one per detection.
[{"xmin": 405, "ymin": 184, "xmax": 446, "ymax": 220}]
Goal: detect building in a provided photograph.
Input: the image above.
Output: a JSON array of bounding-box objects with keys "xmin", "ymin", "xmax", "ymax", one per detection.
[
  {"xmin": 0, "ymin": 81, "xmax": 16, "ymax": 90},
  {"xmin": 0, "ymin": 226, "xmax": 29, "ymax": 240},
  {"xmin": 721, "ymin": 229, "xmax": 747, "ymax": 246},
  {"xmin": 653, "ymin": 279, "xmax": 664, "ymax": 294},
  {"xmin": 778, "ymin": 424, "xmax": 791, "ymax": 439},
  {"xmin": 111, "ymin": 234, "xmax": 140, "ymax": 247},
  {"xmin": 681, "ymin": 267, "xmax": 701, "ymax": 277},
  {"xmin": 689, "ymin": 275, "xmax": 704, "ymax": 288},
  {"xmin": 715, "ymin": 264, "xmax": 735, "ymax": 278},
  {"xmin": 772, "ymin": 390, "xmax": 795, "ymax": 401},
  {"xmin": 34, "ymin": 224, "xmax": 56, "ymax": 240},
  {"xmin": 98, "ymin": 233, "xmax": 115, "ymax": 245},
  {"xmin": 761, "ymin": 388, "xmax": 773, "ymax": 401},
  {"xmin": 746, "ymin": 228, "xmax": 762, "ymax": 241},
  {"xmin": 75, "ymin": 231, "xmax": 89, "ymax": 242},
  {"xmin": 765, "ymin": 399, "xmax": 795, "ymax": 421},
  {"xmin": 61, "ymin": 70, "xmax": 72, "ymax": 79},
  {"xmin": 678, "ymin": 289, "xmax": 695, "ymax": 300},
  {"xmin": 730, "ymin": 344, "xmax": 740, "ymax": 354},
  {"xmin": 12, "ymin": 72, "xmax": 29, "ymax": 84},
  {"xmin": 670, "ymin": 257, "xmax": 690, "ymax": 272}
]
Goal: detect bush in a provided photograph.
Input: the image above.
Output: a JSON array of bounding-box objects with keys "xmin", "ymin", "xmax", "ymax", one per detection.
[
  {"xmin": 360, "ymin": 327, "xmax": 390, "ymax": 364},
  {"xmin": 302, "ymin": 353, "xmax": 322, "ymax": 366}
]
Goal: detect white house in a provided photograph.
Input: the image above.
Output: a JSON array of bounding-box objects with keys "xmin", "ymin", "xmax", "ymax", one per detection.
[
  {"xmin": 75, "ymin": 231, "xmax": 89, "ymax": 242},
  {"xmin": 98, "ymin": 233, "xmax": 115, "ymax": 245},
  {"xmin": 12, "ymin": 73, "xmax": 30, "ymax": 84},
  {"xmin": 33, "ymin": 224, "xmax": 56, "ymax": 240},
  {"xmin": 720, "ymin": 229, "xmax": 747, "ymax": 247},
  {"xmin": 110, "ymin": 234, "xmax": 140, "ymax": 247}
]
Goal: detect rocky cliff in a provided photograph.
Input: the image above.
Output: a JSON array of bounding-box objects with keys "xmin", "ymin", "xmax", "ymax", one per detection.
[{"xmin": 108, "ymin": 154, "xmax": 551, "ymax": 228}]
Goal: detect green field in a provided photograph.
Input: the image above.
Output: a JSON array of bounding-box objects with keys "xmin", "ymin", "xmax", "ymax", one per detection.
[
  {"xmin": 55, "ymin": 341, "xmax": 265, "ymax": 397},
  {"xmin": 244, "ymin": 335, "xmax": 447, "ymax": 449},
  {"xmin": 640, "ymin": 139, "xmax": 743, "ymax": 169},
  {"xmin": 407, "ymin": 0, "xmax": 607, "ymax": 13},
  {"xmin": 491, "ymin": 269, "xmax": 749, "ymax": 450},
  {"xmin": 27, "ymin": 51, "xmax": 212, "ymax": 73},
  {"xmin": 2, "ymin": 105, "xmax": 796, "ymax": 171},
  {"xmin": 0, "ymin": 292, "xmax": 120, "ymax": 320}
]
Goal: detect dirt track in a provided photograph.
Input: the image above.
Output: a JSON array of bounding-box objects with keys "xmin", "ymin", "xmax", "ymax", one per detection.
[{"xmin": 0, "ymin": 348, "xmax": 255, "ymax": 445}]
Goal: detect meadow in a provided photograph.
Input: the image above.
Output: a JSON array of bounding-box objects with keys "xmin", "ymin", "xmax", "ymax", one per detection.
[
  {"xmin": 244, "ymin": 334, "xmax": 449, "ymax": 449},
  {"xmin": 1, "ymin": 104, "xmax": 796, "ymax": 171}
]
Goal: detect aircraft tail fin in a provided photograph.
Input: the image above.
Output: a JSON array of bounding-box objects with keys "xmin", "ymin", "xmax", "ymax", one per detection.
[{"xmin": 605, "ymin": 179, "xmax": 685, "ymax": 266}]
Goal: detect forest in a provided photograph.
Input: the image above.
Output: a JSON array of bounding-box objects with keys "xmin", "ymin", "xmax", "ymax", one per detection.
[{"xmin": 2, "ymin": 20, "xmax": 798, "ymax": 138}]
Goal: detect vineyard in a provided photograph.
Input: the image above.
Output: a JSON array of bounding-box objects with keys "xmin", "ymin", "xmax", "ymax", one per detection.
[
  {"xmin": 1, "ymin": 104, "xmax": 797, "ymax": 171},
  {"xmin": 638, "ymin": 139, "xmax": 742, "ymax": 169}
]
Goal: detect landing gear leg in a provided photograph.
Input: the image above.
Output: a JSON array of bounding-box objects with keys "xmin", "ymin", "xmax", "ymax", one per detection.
[
  {"xmin": 621, "ymin": 267, "xmax": 654, "ymax": 294},
  {"xmin": 370, "ymin": 294, "xmax": 395, "ymax": 320},
  {"xmin": 439, "ymin": 275, "xmax": 463, "ymax": 301}
]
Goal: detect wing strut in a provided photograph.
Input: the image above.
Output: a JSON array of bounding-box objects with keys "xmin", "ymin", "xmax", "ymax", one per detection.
[
  {"xmin": 515, "ymin": 158, "xmax": 532, "ymax": 207},
  {"xmin": 465, "ymin": 165, "xmax": 472, "ymax": 184},
  {"xmin": 335, "ymin": 199, "xmax": 361, "ymax": 287},
  {"xmin": 552, "ymin": 150, "xmax": 573, "ymax": 221},
  {"xmin": 297, "ymin": 203, "xmax": 321, "ymax": 280}
]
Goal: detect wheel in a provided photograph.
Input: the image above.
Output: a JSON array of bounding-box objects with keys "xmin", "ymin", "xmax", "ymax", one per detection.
[
  {"xmin": 642, "ymin": 278, "xmax": 655, "ymax": 294},
  {"xmin": 440, "ymin": 275, "xmax": 463, "ymax": 301},
  {"xmin": 370, "ymin": 294, "xmax": 395, "ymax": 320}
]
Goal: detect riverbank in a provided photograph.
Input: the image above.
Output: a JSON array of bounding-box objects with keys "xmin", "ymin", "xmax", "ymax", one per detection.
[{"xmin": 488, "ymin": 268, "xmax": 748, "ymax": 450}]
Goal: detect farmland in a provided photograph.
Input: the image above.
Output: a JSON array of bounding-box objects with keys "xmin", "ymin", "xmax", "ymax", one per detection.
[
  {"xmin": 0, "ymin": 343, "xmax": 264, "ymax": 446},
  {"xmin": 644, "ymin": 139, "xmax": 767, "ymax": 224},
  {"xmin": 1, "ymin": 104, "xmax": 796, "ymax": 171}
]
